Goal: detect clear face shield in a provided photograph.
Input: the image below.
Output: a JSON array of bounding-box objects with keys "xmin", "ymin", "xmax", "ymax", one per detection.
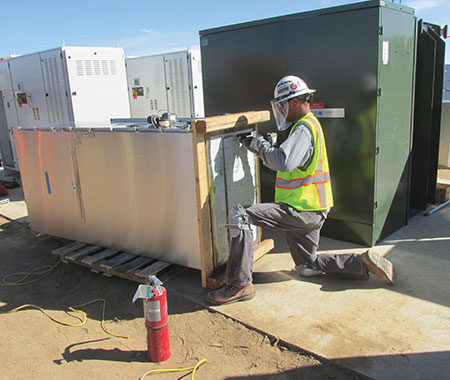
[{"xmin": 270, "ymin": 97, "xmax": 291, "ymax": 131}]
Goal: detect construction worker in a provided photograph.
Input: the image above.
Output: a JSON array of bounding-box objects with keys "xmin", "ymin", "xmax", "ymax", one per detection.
[{"xmin": 206, "ymin": 75, "xmax": 395, "ymax": 305}]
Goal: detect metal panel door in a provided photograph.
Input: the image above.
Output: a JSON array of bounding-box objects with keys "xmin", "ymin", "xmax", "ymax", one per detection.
[
  {"xmin": 410, "ymin": 21, "xmax": 446, "ymax": 210},
  {"xmin": 64, "ymin": 47, "xmax": 130, "ymax": 126},
  {"xmin": 282, "ymin": 8, "xmax": 380, "ymax": 230},
  {"xmin": 164, "ymin": 51, "xmax": 191, "ymax": 118},
  {"xmin": 0, "ymin": 60, "xmax": 18, "ymax": 130},
  {"xmin": 374, "ymin": 6, "xmax": 416, "ymax": 242},
  {"xmin": 69, "ymin": 130, "xmax": 202, "ymax": 269},
  {"xmin": 126, "ymin": 54, "xmax": 168, "ymax": 117},
  {"xmin": 0, "ymin": 61, "xmax": 20, "ymax": 169},
  {"xmin": 8, "ymin": 52, "xmax": 51, "ymax": 127},
  {"xmin": 188, "ymin": 50, "xmax": 205, "ymax": 117},
  {"xmin": 40, "ymin": 49, "xmax": 73, "ymax": 127},
  {"xmin": 13, "ymin": 129, "xmax": 84, "ymax": 237},
  {"xmin": 0, "ymin": 91, "xmax": 14, "ymax": 167}
]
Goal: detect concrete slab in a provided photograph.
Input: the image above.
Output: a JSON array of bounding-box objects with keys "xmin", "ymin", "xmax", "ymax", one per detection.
[
  {"xmin": 166, "ymin": 208, "xmax": 450, "ymax": 380},
  {"xmin": 2, "ymin": 169, "xmax": 449, "ymax": 379}
]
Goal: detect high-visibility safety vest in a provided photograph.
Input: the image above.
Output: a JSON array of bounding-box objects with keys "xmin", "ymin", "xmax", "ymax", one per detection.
[{"xmin": 275, "ymin": 112, "xmax": 333, "ymax": 211}]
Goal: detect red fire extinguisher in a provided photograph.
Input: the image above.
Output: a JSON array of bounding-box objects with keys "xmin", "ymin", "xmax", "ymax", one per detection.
[{"xmin": 143, "ymin": 284, "xmax": 171, "ymax": 362}]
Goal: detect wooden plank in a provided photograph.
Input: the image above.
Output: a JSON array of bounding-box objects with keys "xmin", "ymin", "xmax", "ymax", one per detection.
[
  {"xmin": 192, "ymin": 128, "xmax": 214, "ymax": 287},
  {"xmin": 81, "ymin": 248, "xmax": 119, "ymax": 265},
  {"xmin": 437, "ymin": 178, "xmax": 450, "ymax": 188},
  {"xmin": 115, "ymin": 256, "xmax": 154, "ymax": 274},
  {"xmin": 135, "ymin": 261, "xmax": 171, "ymax": 279},
  {"xmin": 207, "ymin": 239, "xmax": 274, "ymax": 290},
  {"xmin": 99, "ymin": 252, "xmax": 136, "ymax": 270},
  {"xmin": 52, "ymin": 241, "xmax": 87, "ymax": 256},
  {"xmin": 66, "ymin": 245, "xmax": 102, "ymax": 260},
  {"xmin": 193, "ymin": 111, "xmax": 271, "ymax": 134},
  {"xmin": 52, "ymin": 242, "xmax": 172, "ymax": 284},
  {"xmin": 253, "ymin": 238, "xmax": 274, "ymax": 262}
]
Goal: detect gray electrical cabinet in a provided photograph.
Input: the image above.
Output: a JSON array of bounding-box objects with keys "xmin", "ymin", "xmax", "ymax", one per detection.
[
  {"xmin": 0, "ymin": 46, "xmax": 131, "ymax": 170},
  {"xmin": 200, "ymin": 0, "xmax": 418, "ymax": 246},
  {"xmin": 126, "ymin": 50, "xmax": 204, "ymax": 118}
]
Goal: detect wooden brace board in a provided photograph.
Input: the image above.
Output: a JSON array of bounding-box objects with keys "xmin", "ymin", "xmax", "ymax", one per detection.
[{"xmin": 191, "ymin": 110, "xmax": 272, "ymax": 287}]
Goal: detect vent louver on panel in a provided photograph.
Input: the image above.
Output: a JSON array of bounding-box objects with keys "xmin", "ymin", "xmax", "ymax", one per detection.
[
  {"xmin": 85, "ymin": 60, "xmax": 93, "ymax": 75},
  {"xmin": 93, "ymin": 60, "xmax": 101, "ymax": 75},
  {"xmin": 102, "ymin": 60, "xmax": 109, "ymax": 75},
  {"xmin": 42, "ymin": 57, "xmax": 66, "ymax": 125},
  {"xmin": 76, "ymin": 60, "xmax": 84, "ymax": 76},
  {"xmin": 167, "ymin": 57, "xmax": 189, "ymax": 117},
  {"xmin": 76, "ymin": 60, "xmax": 117, "ymax": 76},
  {"xmin": 110, "ymin": 60, "xmax": 117, "ymax": 75}
]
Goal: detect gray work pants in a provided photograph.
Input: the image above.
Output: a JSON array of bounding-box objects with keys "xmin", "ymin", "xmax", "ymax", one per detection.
[{"xmin": 225, "ymin": 202, "xmax": 369, "ymax": 286}]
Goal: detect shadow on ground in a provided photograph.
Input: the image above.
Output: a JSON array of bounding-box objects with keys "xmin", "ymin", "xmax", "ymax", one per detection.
[{"xmin": 0, "ymin": 218, "xmax": 202, "ymax": 322}]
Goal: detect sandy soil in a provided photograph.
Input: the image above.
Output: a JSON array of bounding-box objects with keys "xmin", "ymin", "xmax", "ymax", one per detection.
[{"xmin": 0, "ymin": 217, "xmax": 363, "ymax": 380}]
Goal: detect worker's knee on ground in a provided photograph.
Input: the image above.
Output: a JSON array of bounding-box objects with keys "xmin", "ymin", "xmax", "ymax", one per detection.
[{"xmin": 229, "ymin": 204, "xmax": 250, "ymax": 238}]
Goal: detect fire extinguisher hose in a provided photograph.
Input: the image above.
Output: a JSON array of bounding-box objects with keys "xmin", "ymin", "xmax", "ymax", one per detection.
[
  {"xmin": 1, "ymin": 299, "xmax": 129, "ymax": 339},
  {"xmin": 139, "ymin": 358, "xmax": 207, "ymax": 380}
]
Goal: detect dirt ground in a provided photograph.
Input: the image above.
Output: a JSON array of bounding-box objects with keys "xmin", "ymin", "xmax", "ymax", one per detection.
[{"xmin": 0, "ymin": 216, "xmax": 365, "ymax": 380}]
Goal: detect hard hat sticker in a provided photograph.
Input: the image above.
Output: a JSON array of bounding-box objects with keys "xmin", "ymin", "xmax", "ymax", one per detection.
[{"xmin": 277, "ymin": 85, "xmax": 289, "ymax": 95}]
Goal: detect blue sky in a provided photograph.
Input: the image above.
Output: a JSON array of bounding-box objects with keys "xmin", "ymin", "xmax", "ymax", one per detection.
[{"xmin": 1, "ymin": 0, "xmax": 448, "ymax": 63}]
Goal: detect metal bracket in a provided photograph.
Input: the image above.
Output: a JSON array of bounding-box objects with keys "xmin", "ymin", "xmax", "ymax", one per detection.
[{"xmin": 225, "ymin": 223, "xmax": 251, "ymax": 231}]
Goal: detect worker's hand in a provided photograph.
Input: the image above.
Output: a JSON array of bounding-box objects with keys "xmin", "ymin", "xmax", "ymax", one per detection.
[
  {"xmin": 263, "ymin": 132, "xmax": 278, "ymax": 146},
  {"xmin": 239, "ymin": 135, "xmax": 254, "ymax": 149}
]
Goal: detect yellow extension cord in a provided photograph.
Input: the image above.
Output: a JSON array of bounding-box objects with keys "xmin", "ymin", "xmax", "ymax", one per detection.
[
  {"xmin": 1, "ymin": 260, "xmax": 208, "ymax": 378},
  {"xmin": 3, "ymin": 299, "xmax": 129, "ymax": 339},
  {"xmin": 0, "ymin": 260, "xmax": 128, "ymax": 339},
  {"xmin": 0, "ymin": 259, "xmax": 61, "ymax": 286},
  {"xmin": 138, "ymin": 359, "xmax": 207, "ymax": 380}
]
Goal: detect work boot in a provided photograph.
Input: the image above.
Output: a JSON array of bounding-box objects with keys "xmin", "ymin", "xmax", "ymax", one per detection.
[
  {"xmin": 206, "ymin": 283, "xmax": 255, "ymax": 305},
  {"xmin": 360, "ymin": 250, "xmax": 395, "ymax": 285},
  {"xmin": 295, "ymin": 263, "xmax": 324, "ymax": 277}
]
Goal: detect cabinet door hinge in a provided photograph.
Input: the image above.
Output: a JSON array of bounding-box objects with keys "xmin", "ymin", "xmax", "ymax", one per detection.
[
  {"xmin": 379, "ymin": 26, "xmax": 383, "ymax": 35},
  {"xmin": 374, "ymin": 201, "xmax": 378, "ymax": 209},
  {"xmin": 377, "ymin": 88, "xmax": 382, "ymax": 96}
]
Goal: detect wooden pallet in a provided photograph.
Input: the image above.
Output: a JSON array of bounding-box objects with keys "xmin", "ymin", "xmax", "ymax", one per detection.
[{"xmin": 52, "ymin": 242, "xmax": 172, "ymax": 283}]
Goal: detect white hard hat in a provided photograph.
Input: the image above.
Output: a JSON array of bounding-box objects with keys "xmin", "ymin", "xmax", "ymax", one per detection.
[
  {"xmin": 273, "ymin": 75, "xmax": 315, "ymax": 101},
  {"xmin": 271, "ymin": 75, "xmax": 315, "ymax": 130}
]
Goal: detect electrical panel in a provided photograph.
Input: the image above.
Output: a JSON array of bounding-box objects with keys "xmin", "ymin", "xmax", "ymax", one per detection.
[
  {"xmin": 126, "ymin": 49, "xmax": 204, "ymax": 118},
  {"xmin": 0, "ymin": 60, "xmax": 19, "ymax": 168},
  {"xmin": 0, "ymin": 46, "xmax": 131, "ymax": 170},
  {"xmin": 200, "ymin": 0, "xmax": 418, "ymax": 246}
]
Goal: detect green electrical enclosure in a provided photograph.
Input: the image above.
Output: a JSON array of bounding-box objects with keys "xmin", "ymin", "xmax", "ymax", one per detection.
[{"xmin": 200, "ymin": 0, "xmax": 417, "ymax": 246}]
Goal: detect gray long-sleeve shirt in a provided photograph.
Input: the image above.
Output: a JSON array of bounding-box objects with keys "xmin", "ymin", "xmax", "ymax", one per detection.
[{"xmin": 249, "ymin": 122, "xmax": 315, "ymax": 172}]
